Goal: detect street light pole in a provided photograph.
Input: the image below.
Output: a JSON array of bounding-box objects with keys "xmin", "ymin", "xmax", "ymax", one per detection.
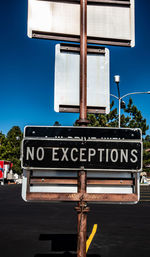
[
  {"xmin": 114, "ymin": 75, "xmax": 121, "ymax": 128},
  {"xmin": 111, "ymin": 89, "xmax": 150, "ymax": 128},
  {"xmin": 118, "ymin": 97, "xmax": 121, "ymax": 128}
]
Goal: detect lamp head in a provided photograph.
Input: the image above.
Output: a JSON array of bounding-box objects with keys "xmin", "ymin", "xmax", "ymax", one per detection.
[{"xmin": 114, "ymin": 75, "xmax": 120, "ymax": 83}]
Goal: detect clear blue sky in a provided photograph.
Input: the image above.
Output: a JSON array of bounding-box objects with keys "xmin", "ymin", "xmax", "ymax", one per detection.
[{"xmin": 1, "ymin": 1, "xmax": 150, "ymax": 135}]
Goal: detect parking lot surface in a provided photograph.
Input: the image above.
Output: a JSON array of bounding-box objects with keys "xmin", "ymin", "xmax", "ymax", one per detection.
[{"xmin": 0, "ymin": 185, "xmax": 150, "ymax": 257}]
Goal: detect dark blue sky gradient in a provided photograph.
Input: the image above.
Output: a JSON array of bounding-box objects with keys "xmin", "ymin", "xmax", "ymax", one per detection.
[{"xmin": 1, "ymin": 1, "xmax": 150, "ymax": 135}]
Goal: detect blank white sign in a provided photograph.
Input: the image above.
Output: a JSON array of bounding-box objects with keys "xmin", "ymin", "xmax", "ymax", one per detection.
[
  {"xmin": 28, "ymin": 0, "xmax": 135, "ymax": 47},
  {"xmin": 54, "ymin": 44, "xmax": 110, "ymax": 113}
]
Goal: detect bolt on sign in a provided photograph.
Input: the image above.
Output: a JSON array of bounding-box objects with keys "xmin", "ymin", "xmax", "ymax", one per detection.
[
  {"xmin": 27, "ymin": 0, "xmax": 135, "ymax": 47},
  {"xmin": 54, "ymin": 44, "xmax": 110, "ymax": 114},
  {"xmin": 21, "ymin": 126, "xmax": 142, "ymax": 204}
]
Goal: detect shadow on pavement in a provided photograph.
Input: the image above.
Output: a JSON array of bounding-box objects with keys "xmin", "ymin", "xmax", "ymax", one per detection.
[
  {"xmin": 39, "ymin": 234, "xmax": 77, "ymax": 251},
  {"xmin": 35, "ymin": 254, "xmax": 101, "ymax": 257},
  {"xmin": 34, "ymin": 234, "xmax": 101, "ymax": 257}
]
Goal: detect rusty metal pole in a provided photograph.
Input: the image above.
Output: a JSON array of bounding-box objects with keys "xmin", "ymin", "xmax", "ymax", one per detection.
[
  {"xmin": 75, "ymin": 1, "xmax": 90, "ymax": 257},
  {"xmin": 76, "ymin": 169, "xmax": 90, "ymax": 257},
  {"xmin": 80, "ymin": 0, "xmax": 87, "ymax": 124},
  {"xmin": 77, "ymin": 0, "xmax": 89, "ymax": 126}
]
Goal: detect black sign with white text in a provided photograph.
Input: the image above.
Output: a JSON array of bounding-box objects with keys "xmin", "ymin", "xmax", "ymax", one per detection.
[
  {"xmin": 24, "ymin": 126, "xmax": 142, "ymax": 140},
  {"xmin": 22, "ymin": 138, "xmax": 142, "ymax": 171}
]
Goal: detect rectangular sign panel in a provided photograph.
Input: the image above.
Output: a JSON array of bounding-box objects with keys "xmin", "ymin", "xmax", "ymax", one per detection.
[
  {"xmin": 28, "ymin": 0, "xmax": 135, "ymax": 47},
  {"xmin": 22, "ymin": 126, "xmax": 141, "ymax": 203},
  {"xmin": 22, "ymin": 138, "xmax": 142, "ymax": 171},
  {"xmin": 24, "ymin": 126, "xmax": 142, "ymax": 140},
  {"xmin": 54, "ymin": 44, "xmax": 110, "ymax": 114},
  {"xmin": 22, "ymin": 169, "xmax": 140, "ymax": 204}
]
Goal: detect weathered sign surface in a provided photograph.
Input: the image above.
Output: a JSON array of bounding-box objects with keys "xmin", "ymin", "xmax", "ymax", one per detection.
[
  {"xmin": 22, "ymin": 169, "xmax": 140, "ymax": 204},
  {"xmin": 24, "ymin": 126, "xmax": 142, "ymax": 140},
  {"xmin": 54, "ymin": 44, "xmax": 110, "ymax": 114},
  {"xmin": 22, "ymin": 126, "xmax": 142, "ymax": 171},
  {"xmin": 22, "ymin": 126, "xmax": 141, "ymax": 203},
  {"xmin": 28, "ymin": 0, "xmax": 135, "ymax": 47}
]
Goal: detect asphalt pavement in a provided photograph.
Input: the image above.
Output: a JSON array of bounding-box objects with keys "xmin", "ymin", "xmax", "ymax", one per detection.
[{"xmin": 0, "ymin": 184, "xmax": 150, "ymax": 257}]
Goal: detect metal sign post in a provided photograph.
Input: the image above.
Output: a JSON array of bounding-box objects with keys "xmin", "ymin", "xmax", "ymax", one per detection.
[
  {"xmin": 77, "ymin": 1, "xmax": 89, "ymax": 257},
  {"xmin": 78, "ymin": 0, "xmax": 88, "ymax": 126},
  {"xmin": 24, "ymin": 1, "xmax": 137, "ymax": 256}
]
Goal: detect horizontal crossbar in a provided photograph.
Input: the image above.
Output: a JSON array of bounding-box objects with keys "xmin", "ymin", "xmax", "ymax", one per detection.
[
  {"xmin": 30, "ymin": 178, "xmax": 134, "ymax": 186},
  {"xmin": 26, "ymin": 192, "xmax": 138, "ymax": 202},
  {"xmin": 60, "ymin": 43, "xmax": 105, "ymax": 54},
  {"xmin": 45, "ymin": 0, "xmax": 130, "ymax": 7},
  {"xmin": 32, "ymin": 31, "xmax": 131, "ymax": 47}
]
